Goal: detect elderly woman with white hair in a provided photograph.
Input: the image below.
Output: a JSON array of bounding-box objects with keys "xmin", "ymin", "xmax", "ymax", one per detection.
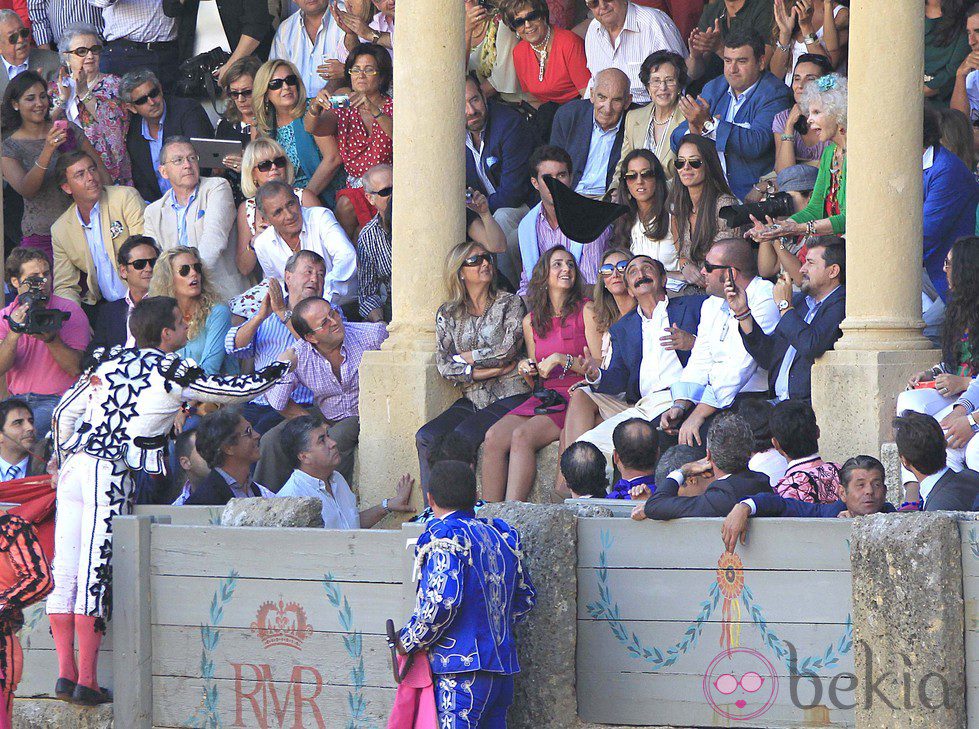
[
  {"xmin": 749, "ymin": 73, "xmax": 848, "ymax": 243},
  {"xmin": 49, "ymin": 22, "xmax": 131, "ymax": 185}
]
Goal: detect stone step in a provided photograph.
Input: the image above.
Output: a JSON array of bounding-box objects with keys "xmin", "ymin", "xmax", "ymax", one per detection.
[{"xmin": 14, "ymin": 699, "xmax": 112, "ymax": 729}]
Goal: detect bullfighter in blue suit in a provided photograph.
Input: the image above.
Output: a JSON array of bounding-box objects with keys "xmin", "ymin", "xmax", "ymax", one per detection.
[{"xmin": 397, "ymin": 461, "xmax": 536, "ymax": 727}]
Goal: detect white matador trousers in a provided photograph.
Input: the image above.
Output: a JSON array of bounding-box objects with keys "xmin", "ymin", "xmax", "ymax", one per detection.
[{"xmin": 46, "ymin": 453, "xmax": 134, "ymax": 624}]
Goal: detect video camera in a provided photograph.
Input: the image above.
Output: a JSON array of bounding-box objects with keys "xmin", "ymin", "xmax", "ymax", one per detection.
[
  {"xmin": 5, "ymin": 275, "xmax": 69, "ymax": 337},
  {"xmin": 718, "ymin": 192, "xmax": 795, "ymax": 230}
]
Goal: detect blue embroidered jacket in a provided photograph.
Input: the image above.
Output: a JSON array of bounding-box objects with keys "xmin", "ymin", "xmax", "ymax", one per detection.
[{"xmin": 400, "ymin": 510, "xmax": 536, "ymax": 675}]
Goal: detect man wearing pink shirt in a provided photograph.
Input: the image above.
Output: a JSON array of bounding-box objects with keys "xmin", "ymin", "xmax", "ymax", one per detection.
[{"xmin": 0, "ymin": 248, "xmax": 90, "ymax": 437}]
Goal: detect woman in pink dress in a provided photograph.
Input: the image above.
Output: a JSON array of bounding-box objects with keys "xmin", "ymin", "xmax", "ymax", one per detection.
[{"xmin": 481, "ymin": 246, "xmax": 592, "ymax": 502}]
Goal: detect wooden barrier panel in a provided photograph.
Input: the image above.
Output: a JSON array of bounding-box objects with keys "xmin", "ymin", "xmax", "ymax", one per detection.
[
  {"xmin": 577, "ymin": 517, "xmax": 856, "ymax": 728},
  {"xmin": 134, "ymin": 505, "xmax": 225, "ymax": 525}
]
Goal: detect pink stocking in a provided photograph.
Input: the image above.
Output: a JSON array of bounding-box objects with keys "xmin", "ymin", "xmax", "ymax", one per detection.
[
  {"xmin": 74, "ymin": 615, "xmax": 101, "ymax": 691},
  {"xmin": 47, "ymin": 613, "xmax": 77, "ymax": 683}
]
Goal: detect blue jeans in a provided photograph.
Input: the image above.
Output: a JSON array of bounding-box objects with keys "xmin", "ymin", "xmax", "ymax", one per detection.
[
  {"xmin": 20, "ymin": 393, "xmax": 61, "ymax": 439},
  {"xmin": 436, "ymin": 672, "xmax": 513, "ymax": 728}
]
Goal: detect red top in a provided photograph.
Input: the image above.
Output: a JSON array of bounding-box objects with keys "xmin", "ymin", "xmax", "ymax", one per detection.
[
  {"xmin": 512, "ymin": 27, "xmax": 591, "ymax": 105},
  {"xmin": 334, "ymin": 96, "xmax": 394, "ymax": 179}
]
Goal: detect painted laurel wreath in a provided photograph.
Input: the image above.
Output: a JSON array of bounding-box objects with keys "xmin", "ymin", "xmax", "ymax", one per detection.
[
  {"xmin": 585, "ymin": 529, "xmax": 852, "ymax": 674},
  {"xmin": 188, "ymin": 570, "xmax": 239, "ymax": 729},
  {"xmin": 323, "ymin": 572, "xmax": 378, "ymax": 729}
]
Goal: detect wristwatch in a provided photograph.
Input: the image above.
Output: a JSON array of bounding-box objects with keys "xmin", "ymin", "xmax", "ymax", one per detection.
[
  {"xmin": 777, "ymin": 299, "xmax": 791, "ymax": 312},
  {"xmin": 382, "ymin": 498, "xmax": 391, "ymax": 512},
  {"xmin": 702, "ymin": 119, "xmax": 717, "ymax": 135},
  {"xmin": 968, "ymin": 413, "xmax": 979, "ymax": 432},
  {"xmin": 803, "ymin": 33, "xmax": 818, "ymax": 45},
  {"xmin": 371, "ymin": 29, "xmax": 381, "ymax": 43},
  {"xmin": 278, "ymin": 308, "xmax": 293, "ymax": 323}
]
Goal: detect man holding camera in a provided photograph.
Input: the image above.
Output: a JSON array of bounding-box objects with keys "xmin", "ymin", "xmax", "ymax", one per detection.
[{"xmin": 0, "ymin": 248, "xmax": 90, "ymax": 439}]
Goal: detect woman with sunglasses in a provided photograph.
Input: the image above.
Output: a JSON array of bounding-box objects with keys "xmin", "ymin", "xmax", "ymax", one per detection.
[
  {"xmin": 667, "ymin": 134, "xmax": 738, "ymax": 295},
  {"xmin": 482, "ymin": 246, "xmax": 592, "ymax": 502},
  {"xmin": 1, "ymin": 71, "xmax": 108, "ymax": 258},
  {"xmin": 50, "ymin": 23, "xmax": 131, "ymax": 185},
  {"xmin": 306, "ymin": 42, "xmax": 393, "ymax": 240},
  {"xmin": 613, "ymin": 149, "xmax": 681, "ymax": 283},
  {"xmin": 504, "ymin": 0, "xmax": 590, "ymax": 106},
  {"xmin": 417, "ymin": 242, "xmax": 531, "ymax": 490},
  {"xmin": 253, "ymin": 59, "xmax": 344, "ymax": 208},
  {"xmin": 216, "ymin": 56, "xmax": 262, "ymax": 202},
  {"xmin": 149, "ymin": 246, "xmax": 236, "ymax": 375}
]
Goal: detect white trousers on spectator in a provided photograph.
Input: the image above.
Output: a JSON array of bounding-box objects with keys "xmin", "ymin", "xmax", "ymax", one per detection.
[
  {"xmin": 577, "ymin": 390, "xmax": 674, "ymax": 460},
  {"xmin": 895, "ymin": 388, "xmax": 979, "ymax": 483},
  {"xmin": 492, "ymin": 205, "xmax": 529, "ymax": 287},
  {"xmin": 46, "ymin": 453, "xmax": 134, "ymax": 619}
]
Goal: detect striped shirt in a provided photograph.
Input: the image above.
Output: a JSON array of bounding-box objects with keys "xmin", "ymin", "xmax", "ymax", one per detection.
[
  {"xmin": 28, "ymin": 0, "xmax": 103, "ymax": 46},
  {"xmin": 269, "ymin": 7, "xmax": 348, "ymax": 97},
  {"xmin": 356, "ymin": 214, "xmax": 391, "ymax": 320},
  {"xmin": 584, "ymin": 2, "xmax": 687, "ymax": 104},
  {"xmin": 90, "ymin": 0, "xmax": 177, "ymax": 43},
  {"xmin": 265, "ymin": 322, "xmax": 388, "ymax": 421},
  {"xmin": 224, "ymin": 295, "xmax": 313, "ymax": 407}
]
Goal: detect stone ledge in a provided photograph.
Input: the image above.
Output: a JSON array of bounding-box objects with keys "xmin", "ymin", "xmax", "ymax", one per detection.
[{"xmin": 14, "ymin": 699, "xmax": 112, "ymax": 728}]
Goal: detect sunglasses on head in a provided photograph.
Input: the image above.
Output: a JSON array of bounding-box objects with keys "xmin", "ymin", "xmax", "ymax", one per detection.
[
  {"xmin": 599, "ymin": 260, "xmax": 629, "ymax": 277},
  {"xmin": 6, "ymin": 27, "xmax": 29, "ymax": 44},
  {"xmin": 68, "ymin": 44, "xmax": 103, "ymax": 57},
  {"xmin": 674, "ymin": 158, "xmax": 703, "ymax": 170},
  {"xmin": 369, "ymin": 185, "xmax": 392, "ymax": 197},
  {"xmin": 126, "ymin": 257, "xmax": 157, "ymax": 271},
  {"xmin": 256, "ymin": 155, "xmax": 288, "ymax": 172},
  {"xmin": 511, "ymin": 9, "xmax": 543, "ymax": 27},
  {"xmin": 623, "ymin": 169, "xmax": 655, "ymax": 181},
  {"xmin": 227, "ymin": 88, "xmax": 253, "ymax": 99},
  {"xmin": 132, "ymin": 86, "xmax": 162, "ymax": 106},
  {"xmin": 462, "ymin": 253, "xmax": 493, "ymax": 268},
  {"xmin": 702, "ymin": 261, "xmax": 737, "ymax": 273},
  {"xmin": 267, "ymin": 74, "xmax": 299, "ymax": 91},
  {"xmin": 177, "ymin": 262, "xmax": 203, "ymax": 277}
]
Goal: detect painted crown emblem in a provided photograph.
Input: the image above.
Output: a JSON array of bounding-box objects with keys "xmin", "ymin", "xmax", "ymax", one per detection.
[{"xmin": 250, "ymin": 599, "xmax": 313, "ymax": 650}]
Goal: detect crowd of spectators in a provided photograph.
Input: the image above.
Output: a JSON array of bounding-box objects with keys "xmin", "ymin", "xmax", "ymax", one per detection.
[{"xmin": 0, "ymin": 0, "xmax": 977, "ymax": 527}]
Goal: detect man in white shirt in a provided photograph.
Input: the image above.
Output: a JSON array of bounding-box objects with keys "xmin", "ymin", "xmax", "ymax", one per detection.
[
  {"xmin": 143, "ymin": 137, "xmax": 246, "ymax": 301},
  {"xmin": 252, "ymin": 180, "xmax": 357, "ymax": 309},
  {"xmin": 270, "ymin": 0, "xmax": 347, "ymax": 97},
  {"xmin": 0, "ymin": 398, "xmax": 41, "ymax": 482},
  {"xmin": 583, "ymin": 0, "xmax": 687, "ymax": 104},
  {"xmin": 276, "ymin": 415, "xmax": 414, "ymax": 529},
  {"xmin": 659, "ymin": 237, "xmax": 780, "ymax": 450}
]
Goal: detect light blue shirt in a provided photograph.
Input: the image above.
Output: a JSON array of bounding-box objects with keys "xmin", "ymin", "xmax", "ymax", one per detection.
[
  {"xmin": 723, "ymin": 80, "xmax": 760, "ymax": 125},
  {"xmin": 773, "ymin": 286, "xmax": 840, "ymax": 400},
  {"xmin": 269, "ymin": 8, "xmax": 347, "ymax": 97},
  {"xmin": 919, "ymin": 467, "xmax": 950, "ymax": 504},
  {"xmin": 77, "ymin": 202, "xmax": 127, "ymax": 302},
  {"xmin": 142, "ymin": 106, "xmax": 170, "ymax": 197},
  {"xmin": 277, "ymin": 468, "xmax": 360, "ymax": 529},
  {"xmin": 170, "ymin": 186, "xmax": 198, "ymax": 249},
  {"xmin": 575, "ymin": 117, "xmax": 622, "ymax": 195},
  {"xmin": 0, "ymin": 455, "xmax": 28, "ymax": 482}
]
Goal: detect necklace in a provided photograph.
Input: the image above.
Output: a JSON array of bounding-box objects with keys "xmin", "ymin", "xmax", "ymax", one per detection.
[{"xmin": 531, "ymin": 27, "xmax": 552, "ymax": 83}]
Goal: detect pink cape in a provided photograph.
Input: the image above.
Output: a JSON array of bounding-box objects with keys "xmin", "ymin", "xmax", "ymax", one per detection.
[{"xmin": 387, "ymin": 652, "xmax": 437, "ymax": 728}]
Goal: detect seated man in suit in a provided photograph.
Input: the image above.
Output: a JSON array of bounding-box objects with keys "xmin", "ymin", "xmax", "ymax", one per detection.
[
  {"xmin": 560, "ymin": 441, "xmax": 609, "ymax": 499},
  {"xmin": 120, "ymin": 68, "xmax": 214, "ymax": 204},
  {"xmin": 464, "ymin": 71, "xmax": 537, "ymax": 285},
  {"xmin": 0, "ymin": 398, "xmax": 46, "ymax": 481},
  {"xmin": 721, "ymin": 455, "xmax": 894, "ymax": 553},
  {"xmin": 51, "ymin": 150, "xmax": 145, "ymax": 321},
  {"xmin": 0, "ymin": 10, "xmax": 58, "ymax": 96},
  {"xmin": 567, "ymin": 255, "xmax": 702, "ymax": 469},
  {"xmin": 670, "ymin": 27, "xmax": 792, "ymax": 200},
  {"xmin": 550, "ymin": 67, "xmax": 630, "ymax": 197},
  {"xmin": 275, "ymin": 415, "xmax": 415, "ymax": 529},
  {"xmin": 184, "ymin": 408, "xmax": 276, "ymax": 506},
  {"xmin": 515, "ymin": 145, "xmax": 613, "ymax": 294},
  {"xmin": 633, "ymin": 413, "xmax": 772, "ymax": 520},
  {"xmin": 91, "ymin": 235, "xmax": 159, "ymax": 351},
  {"xmin": 895, "ymin": 411, "xmax": 979, "ymax": 512},
  {"xmin": 144, "ymin": 136, "xmax": 246, "ymax": 301},
  {"xmin": 733, "ymin": 237, "xmax": 845, "ymax": 402},
  {"xmin": 659, "ymin": 238, "xmax": 779, "ymax": 451},
  {"xmin": 172, "ymin": 429, "xmax": 210, "ymax": 506}
]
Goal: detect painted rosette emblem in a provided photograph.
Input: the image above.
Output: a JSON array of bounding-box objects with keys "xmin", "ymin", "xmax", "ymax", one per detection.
[{"xmin": 717, "ymin": 552, "xmax": 745, "ymax": 600}]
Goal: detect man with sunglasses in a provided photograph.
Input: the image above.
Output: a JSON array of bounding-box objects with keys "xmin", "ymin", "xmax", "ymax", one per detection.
[
  {"xmin": 144, "ymin": 136, "xmax": 247, "ymax": 301},
  {"xmin": 357, "ymin": 164, "xmax": 393, "ymax": 322},
  {"xmin": 121, "ymin": 68, "xmax": 214, "ymax": 203},
  {"xmin": 90, "ymin": 235, "xmax": 159, "ymax": 351},
  {"xmin": 659, "ymin": 237, "xmax": 779, "ymax": 452},
  {"xmin": 0, "ymin": 11, "xmax": 58, "ymax": 98}
]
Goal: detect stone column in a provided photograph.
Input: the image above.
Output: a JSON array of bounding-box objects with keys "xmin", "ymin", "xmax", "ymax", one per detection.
[
  {"xmin": 811, "ymin": 0, "xmax": 937, "ymax": 462},
  {"xmin": 355, "ymin": 0, "xmax": 465, "ymax": 516}
]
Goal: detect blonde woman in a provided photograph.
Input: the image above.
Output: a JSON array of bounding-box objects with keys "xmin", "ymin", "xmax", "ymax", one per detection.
[
  {"xmin": 253, "ymin": 59, "xmax": 344, "ymax": 206},
  {"xmin": 149, "ymin": 246, "xmax": 236, "ymax": 375},
  {"xmin": 415, "ymin": 242, "xmax": 531, "ymax": 489}
]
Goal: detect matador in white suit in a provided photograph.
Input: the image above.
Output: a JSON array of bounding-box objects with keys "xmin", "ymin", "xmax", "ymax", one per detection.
[{"xmin": 45, "ymin": 296, "xmax": 296, "ymax": 705}]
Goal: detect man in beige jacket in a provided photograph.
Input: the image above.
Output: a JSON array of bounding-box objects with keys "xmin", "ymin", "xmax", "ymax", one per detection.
[
  {"xmin": 143, "ymin": 136, "xmax": 247, "ymax": 301},
  {"xmin": 51, "ymin": 150, "xmax": 146, "ymax": 320}
]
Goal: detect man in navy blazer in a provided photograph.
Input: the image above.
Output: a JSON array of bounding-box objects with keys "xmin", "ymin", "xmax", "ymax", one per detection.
[
  {"xmin": 549, "ymin": 68, "xmax": 630, "ymax": 196},
  {"xmin": 670, "ymin": 28, "xmax": 791, "ymax": 200},
  {"xmin": 90, "ymin": 236, "xmax": 159, "ymax": 352},
  {"xmin": 894, "ymin": 411, "xmax": 979, "ymax": 512},
  {"xmin": 721, "ymin": 455, "xmax": 895, "ymax": 553},
  {"xmin": 122, "ymin": 69, "xmax": 214, "ymax": 203},
  {"xmin": 737, "ymin": 237, "xmax": 845, "ymax": 401},
  {"xmin": 571, "ymin": 255, "xmax": 703, "ymax": 460}
]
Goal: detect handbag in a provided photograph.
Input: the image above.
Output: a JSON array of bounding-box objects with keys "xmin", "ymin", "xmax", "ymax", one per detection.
[{"xmin": 174, "ymin": 47, "xmax": 230, "ymax": 101}]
